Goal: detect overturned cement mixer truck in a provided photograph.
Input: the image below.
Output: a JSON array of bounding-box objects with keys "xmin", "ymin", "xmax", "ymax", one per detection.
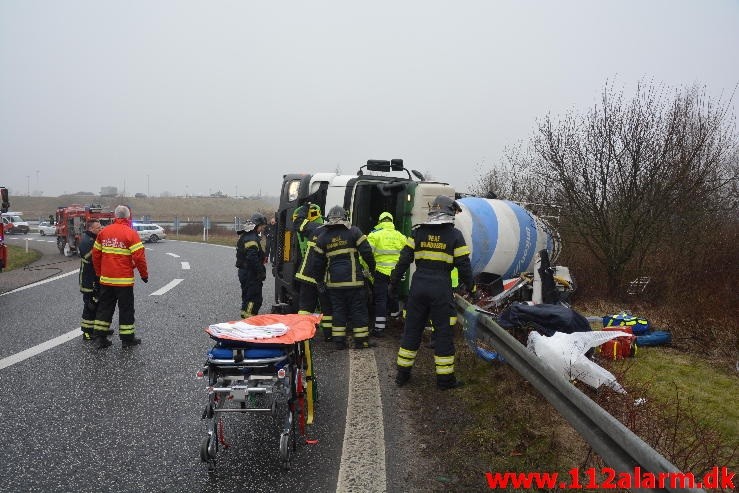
[{"xmin": 272, "ymin": 159, "xmax": 573, "ymax": 314}]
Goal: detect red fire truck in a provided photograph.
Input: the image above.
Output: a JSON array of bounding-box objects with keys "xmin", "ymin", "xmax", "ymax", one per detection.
[{"xmin": 55, "ymin": 204, "xmax": 116, "ymax": 256}]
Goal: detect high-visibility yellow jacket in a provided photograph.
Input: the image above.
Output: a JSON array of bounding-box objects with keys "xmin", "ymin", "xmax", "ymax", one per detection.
[{"xmin": 367, "ymin": 221, "xmax": 407, "ymax": 276}]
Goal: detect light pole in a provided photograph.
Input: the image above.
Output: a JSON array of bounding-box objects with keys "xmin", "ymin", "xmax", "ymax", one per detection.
[
  {"xmin": 36, "ymin": 170, "xmax": 39, "ymax": 189},
  {"xmin": 147, "ymin": 174, "xmax": 150, "ymax": 197},
  {"xmin": 26, "ymin": 175, "xmax": 30, "ymax": 196}
]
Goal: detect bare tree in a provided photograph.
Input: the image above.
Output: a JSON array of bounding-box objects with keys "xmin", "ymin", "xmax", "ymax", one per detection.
[{"xmin": 525, "ymin": 80, "xmax": 738, "ymax": 294}]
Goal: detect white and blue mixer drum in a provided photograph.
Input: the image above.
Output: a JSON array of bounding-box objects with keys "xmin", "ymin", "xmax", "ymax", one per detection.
[{"xmin": 455, "ymin": 197, "xmax": 558, "ymax": 278}]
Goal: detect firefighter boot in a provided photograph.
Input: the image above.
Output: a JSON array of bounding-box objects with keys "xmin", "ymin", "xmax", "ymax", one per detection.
[
  {"xmin": 323, "ymin": 328, "xmax": 333, "ymax": 342},
  {"xmin": 121, "ymin": 335, "xmax": 142, "ymax": 348},
  {"xmin": 395, "ymin": 369, "xmax": 411, "ymax": 387},
  {"xmin": 437, "ymin": 374, "xmax": 464, "ymax": 390},
  {"xmin": 371, "ymin": 328, "xmax": 385, "ymax": 338},
  {"xmin": 94, "ymin": 336, "xmax": 112, "ymax": 349},
  {"xmin": 354, "ymin": 338, "xmax": 377, "ymax": 349}
]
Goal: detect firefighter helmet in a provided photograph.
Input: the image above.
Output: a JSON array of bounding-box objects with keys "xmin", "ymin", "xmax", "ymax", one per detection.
[
  {"xmin": 292, "ymin": 203, "xmax": 322, "ymax": 223},
  {"xmin": 326, "ymin": 205, "xmax": 349, "ymax": 225},
  {"xmin": 427, "ymin": 195, "xmax": 461, "ymax": 224},
  {"xmin": 307, "ymin": 203, "xmax": 322, "ymax": 222},
  {"xmin": 250, "ymin": 212, "xmax": 267, "ymax": 227}
]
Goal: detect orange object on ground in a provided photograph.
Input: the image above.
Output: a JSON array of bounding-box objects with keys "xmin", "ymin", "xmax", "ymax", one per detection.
[
  {"xmin": 205, "ymin": 313, "xmax": 320, "ymax": 344},
  {"xmin": 599, "ymin": 327, "xmax": 637, "ymax": 360}
]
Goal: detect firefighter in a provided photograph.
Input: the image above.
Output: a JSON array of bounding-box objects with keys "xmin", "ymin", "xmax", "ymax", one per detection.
[
  {"xmin": 389, "ymin": 195, "xmax": 479, "ymax": 389},
  {"xmin": 236, "ymin": 212, "xmax": 268, "ymax": 318},
  {"xmin": 79, "ymin": 220, "xmax": 102, "ymax": 341},
  {"xmin": 312, "ymin": 205, "xmax": 376, "ymax": 350},
  {"xmin": 367, "ymin": 211, "xmax": 407, "ymax": 338},
  {"xmin": 293, "ymin": 203, "xmax": 333, "ymax": 341},
  {"xmin": 91, "ymin": 205, "xmax": 148, "ymax": 349}
]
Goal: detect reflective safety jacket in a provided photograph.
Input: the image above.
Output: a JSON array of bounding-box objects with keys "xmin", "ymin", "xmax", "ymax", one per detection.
[
  {"xmin": 312, "ymin": 224, "xmax": 375, "ymax": 289},
  {"xmin": 295, "ymin": 222, "xmax": 325, "ymax": 285},
  {"xmin": 390, "ymin": 223, "xmax": 473, "ymax": 290},
  {"xmin": 92, "ymin": 218, "xmax": 148, "ymax": 287},
  {"xmin": 78, "ymin": 230, "xmax": 99, "ymax": 293},
  {"xmin": 367, "ymin": 221, "xmax": 407, "ymax": 276},
  {"xmin": 236, "ymin": 229, "xmax": 266, "ymax": 281}
]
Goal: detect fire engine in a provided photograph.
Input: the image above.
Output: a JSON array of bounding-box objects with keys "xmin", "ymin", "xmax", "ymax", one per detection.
[
  {"xmin": 0, "ymin": 186, "xmax": 9, "ymax": 271},
  {"xmin": 272, "ymin": 159, "xmax": 567, "ymax": 312},
  {"xmin": 55, "ymin": 204, "xmax": 116, "ymax": 257}
]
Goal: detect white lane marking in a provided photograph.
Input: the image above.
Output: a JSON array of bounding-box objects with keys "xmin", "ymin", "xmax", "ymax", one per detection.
[
  {"xmin": 150, "ymin": 278, "xmax": 184, "ymax": 295},
  {"xmin": 181, "ymin": 262, "xmax": 190, "ymax": 270},
  {"xmin": 336, "ymin": 349, "xmax": 387, "ymax": 492},
  {"xmin": 47, "ymin": 240, "xmax": 56, "ymax": 243},
  {"xmin": 166, "ymin": 252, "xmax": 180, "ymax": 258},
  {"xmin": 0, "ymin": 328, "xmax": 81, "ymax": 371},
  {"xmin": 0, "ymin": 270, "xmax": 78, "ymax": 297}
]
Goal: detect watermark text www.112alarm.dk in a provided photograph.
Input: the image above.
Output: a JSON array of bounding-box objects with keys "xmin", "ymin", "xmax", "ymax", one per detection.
[{"xmin": 484, "ymin": 466, "xmax": 735, "ymax": 490}]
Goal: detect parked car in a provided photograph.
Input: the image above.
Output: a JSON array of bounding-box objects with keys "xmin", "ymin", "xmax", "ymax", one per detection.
[
  {"xmin": 132, "ymin": 223, "xmax": 166, "ymax": 243},
  {"xmin": 38, "ymin": 221, "xmax": 57, "ymax": 236},
  {"xmin": 1, "ymin": 213, "xmax": 30, "ymax": 234}
]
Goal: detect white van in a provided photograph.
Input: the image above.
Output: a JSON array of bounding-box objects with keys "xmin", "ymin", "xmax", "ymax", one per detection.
[{"xmin": 1, "ymin": 212, "xmax": 30, "ymax": 234}]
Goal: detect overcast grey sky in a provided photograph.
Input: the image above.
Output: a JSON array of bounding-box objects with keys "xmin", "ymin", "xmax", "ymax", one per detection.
[{"xmin": 1, "ymin": 0, "xmax": 738, "ymax": 198}]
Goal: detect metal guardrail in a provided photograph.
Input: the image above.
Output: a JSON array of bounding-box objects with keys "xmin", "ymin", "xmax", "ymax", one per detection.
[{"xmin": 455, "ymin": 295, "xmax": 705, "ymax": 493}]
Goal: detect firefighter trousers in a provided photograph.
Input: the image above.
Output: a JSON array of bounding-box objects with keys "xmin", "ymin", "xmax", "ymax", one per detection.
[
  {"xmin": 328, "ymin": 287, "xmax": 369, "ymax": 344},
  {"xmin": 372, "ymin": 272, "xmax": 395, "ymax": 333},
  {"xmin": 81, "ymin": 291, "xmax": 97, "ymax": 339},
  {"xmin": 238, "ymin": 268, "xmax": 263, "ymax": 318},
  {"xmin": 93, "ymin": 285, "xmax": 136, "ymax": 339},
  {"xmin": 297, "ymin": 282, "xmax": 333, "ymax": 338},
  {"xmin": 397, "ymin": 273, "xmax": 458, "ymax": 386}
]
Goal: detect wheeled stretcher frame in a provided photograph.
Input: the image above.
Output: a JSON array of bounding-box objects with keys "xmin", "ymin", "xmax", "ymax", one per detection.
[{"xmin": 199, "ymin": 338, "xmax": 314, "ymax": 472}]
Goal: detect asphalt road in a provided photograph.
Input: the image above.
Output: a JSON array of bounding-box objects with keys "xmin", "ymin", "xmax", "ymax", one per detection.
[{"xmin": 0, "ymin": 237, "xmax": 413, "ymax": 493}]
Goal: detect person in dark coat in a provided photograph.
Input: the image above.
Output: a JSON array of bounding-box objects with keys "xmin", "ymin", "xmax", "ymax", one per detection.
[
  {"xmin": 389, "ymin": 196, "xmax": 478, "ymax": 390},
  {"xmin": 79, "ymin": 220, "xmax": 102, "ymax": 341},
  {"xmin": 311, "ymin": 206, "xmax": 375, "ymax": 350},
  {"xmin": 236, "ymin": 212, "xmax": 268, "ymax": 318}
]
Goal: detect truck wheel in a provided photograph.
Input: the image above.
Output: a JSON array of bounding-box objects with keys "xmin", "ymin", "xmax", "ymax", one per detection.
[{"xmin": 57, "ymin": 238, "xmax": 66, "ymax": 255}]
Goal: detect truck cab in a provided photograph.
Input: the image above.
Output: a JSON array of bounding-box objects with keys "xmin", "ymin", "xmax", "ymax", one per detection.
[{"xmin": 272, "ymin": 159, "xmax": 454, "ymax": 312}]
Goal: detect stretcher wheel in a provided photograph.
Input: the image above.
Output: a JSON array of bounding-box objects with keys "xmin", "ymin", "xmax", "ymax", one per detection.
[
  {"xmin": 200, "ymin": 435, "xmax": 216, "ymax": 472},
  {"xmin": 199, "ymin": 436, "xmax": 210, "ymax": 462},
  {"xmin": 279, "ymin": 410, "xmax": 296, "ymax": 470}
]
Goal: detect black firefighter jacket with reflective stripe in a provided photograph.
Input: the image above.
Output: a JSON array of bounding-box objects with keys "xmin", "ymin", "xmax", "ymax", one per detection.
[
  {"xmin": 312, "ymin": 224, "xmax": 375, "ymax": 289},
  {"xmin": 236, "ymin": 230, "xmax": 266, "ymax": 281},
  {"xmin": 295, "ymin": 222, "xmax": 325, "ymax": 285},
  {"xmin": 390, "ymin": 223, "xmax": 474, "ymax": 290},
  {"xmin": 78, "ymin": 230, "xmax": 98, "ymax": 293}
]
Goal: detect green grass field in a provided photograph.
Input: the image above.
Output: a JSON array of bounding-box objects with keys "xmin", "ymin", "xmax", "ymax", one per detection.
[
  {"xmin": 3, "ymin": 245, "xmax": 42, "ymax": 271},
  {"xmin": 617, "ymin": 346, "xmax": 738, "ymax": 442}
]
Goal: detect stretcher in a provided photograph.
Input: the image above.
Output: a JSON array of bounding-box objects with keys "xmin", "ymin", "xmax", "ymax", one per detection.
[{"xmin": 198, "ymin": 313, "xmax": 319, "ymax": 472}]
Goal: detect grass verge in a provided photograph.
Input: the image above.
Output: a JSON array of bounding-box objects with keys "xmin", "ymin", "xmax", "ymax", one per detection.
[
  {"xmin": 614, "ymin": 346, "xmax": 738, "ymax": 443},
  {"xmin": 4, "ymin": 245, "xmax": 42, "ymax": 271}
]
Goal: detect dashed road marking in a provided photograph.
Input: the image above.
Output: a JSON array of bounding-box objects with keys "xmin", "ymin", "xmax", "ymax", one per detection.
[
  {"xmin": 181, "ymin": 262, "xmax": 190, "ymax": 270},
  {"xmin": 166, "ymin": 252, "xmax": 180, "ymax": 258},
  {"xmin": 150, "ymin": 278, "xmax": 184, "ymax": 295}
]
